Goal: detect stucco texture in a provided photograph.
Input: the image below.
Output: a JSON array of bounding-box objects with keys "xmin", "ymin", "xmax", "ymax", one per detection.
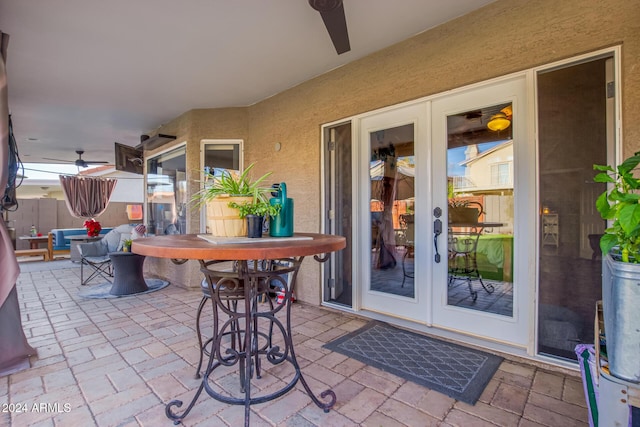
[{"xmin": 147, "ymin": 0, "xmax": 640, "ymax": 305}]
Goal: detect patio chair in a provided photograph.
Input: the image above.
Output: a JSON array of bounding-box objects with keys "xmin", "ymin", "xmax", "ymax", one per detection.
[
  {"xmin": 397, "ymin": 214, "xmax": 414, "ymax": 287},
  {"xmin": 77, "ymin": 224, "xmax": 136, "ymax": 285}
]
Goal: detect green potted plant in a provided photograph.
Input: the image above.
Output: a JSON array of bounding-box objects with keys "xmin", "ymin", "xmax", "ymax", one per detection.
[
  {"xmin": 228, "ymin": 199, "xmax": 281, "ymax": 238},
  {"xmin": 122, "ymin": 238, "xmax": 133, "ymax": 252},
  {"xmin": 593, "ymin": 151, "xmax": 640, "ymax": 382},
  {"xmin": 193, "ymin": 163, "xmax": 274, "ymax": 237},
  {"xmin": 448, "ymin": 183, "xmax": 482, "ymax": 224},
  {"xmin": 447, "ymin": 181, "xmax": 482, "ymax": 224},
  {"xmin": 594, "ymin": 152, "xmax": 640, "ymax": 262}
]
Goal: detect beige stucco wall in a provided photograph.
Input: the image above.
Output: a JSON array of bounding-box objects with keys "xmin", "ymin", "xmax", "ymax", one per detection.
[
  {"xmin": 143, "ymin": 108, "xmax": 248, "ymax": 288},
  {"xmin": 146, "ymin": 0, "xmax": 640, "ymax": 304}
]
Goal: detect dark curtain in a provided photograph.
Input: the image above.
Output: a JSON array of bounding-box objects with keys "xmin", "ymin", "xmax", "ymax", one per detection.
[
  {"xmin": 0, "ymin": 30, "xmax": 37, "ymax": 376},
  {"xmin": 59, "ymin": 175, "xmax": 117, "ymax": 218}
]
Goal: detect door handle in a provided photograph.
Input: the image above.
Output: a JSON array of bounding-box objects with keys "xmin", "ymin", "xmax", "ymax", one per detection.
[{"xmin": 434, "ymin": 218, "xmax": 442, "ymax": 263}]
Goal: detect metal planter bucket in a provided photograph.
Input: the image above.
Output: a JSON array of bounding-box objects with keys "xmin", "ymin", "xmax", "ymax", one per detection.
[{"xmin": 602, "ymin": 253, "xmax": 640, "ymax": 382}]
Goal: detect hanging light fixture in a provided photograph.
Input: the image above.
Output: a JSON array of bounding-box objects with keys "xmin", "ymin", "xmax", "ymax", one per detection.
[
  {"xmin": 487, "ymin": 106, "xmax": 513, "ymax": 132},
  {"xmin": 487, "ymin": 113, "xmax": 510, "ymax": 131}
]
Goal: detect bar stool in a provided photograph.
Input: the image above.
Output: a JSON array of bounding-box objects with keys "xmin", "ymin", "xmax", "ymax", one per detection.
[{"xmin": 195, "ymin": 260, "xmax": 274, "ymax": 388}]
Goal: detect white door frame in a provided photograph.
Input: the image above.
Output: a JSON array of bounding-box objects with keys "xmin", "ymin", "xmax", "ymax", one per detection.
[
  {"xmin": 322, "ymin": 46, "xmax": 621, "ymax": 362},
  {"xmin": 357, "ymin": 103, "xmax": 429, "ymax": 323},
  {"xmin": 430, "ymin": 73, "xmax": 533, "ymax": 348}
]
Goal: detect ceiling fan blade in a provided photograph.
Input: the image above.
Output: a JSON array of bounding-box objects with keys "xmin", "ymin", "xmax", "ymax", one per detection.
[
  {"xmin": 310, "ymin": 0, "xmax": 350, "ymax": 54},
  {"xmin": 83, "ymin": 161, "xmax": 109, "ymax": 164},
  {"xmin": 42, "ymin": 157, "xmax": 75, "ymax": 163}
]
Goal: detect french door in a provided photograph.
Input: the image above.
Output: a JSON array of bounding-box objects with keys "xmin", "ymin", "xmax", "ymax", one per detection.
[
  {"xmin": 358, "ymin": 75, "xmax": 533, "ymax": 346},
  {"xmin": 359, "ymin": 103, "xmax": 428, "ymax": 323},
  {"xmin": 430, "ymin": 75, "xmax": 532, "ymax": 346}
]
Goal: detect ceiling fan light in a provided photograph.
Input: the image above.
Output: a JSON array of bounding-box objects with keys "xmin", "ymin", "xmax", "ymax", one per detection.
[{"xmin": 487, "ymin": 113, "xmax": 511, "ymax": 131}]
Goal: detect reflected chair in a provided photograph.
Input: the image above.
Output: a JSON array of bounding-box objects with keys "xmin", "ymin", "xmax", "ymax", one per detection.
[
  {"xmin": 448, "ymin": 229, "xmax": 495, "ymax": 302},
  {"xmin": 397, "ymin": 214, "xmax": 415, "ymax": 287},
  {"xmin": 77, "ymin": 224, "xmax": 135, "ymax": 285}
]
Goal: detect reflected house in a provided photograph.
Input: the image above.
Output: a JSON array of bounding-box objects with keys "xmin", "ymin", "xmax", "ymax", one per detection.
[
  {"xmin": 449, "ymin": 141, "xmax": 515, "ymax": 286},
  {"xmin": 451, "ymin": 140, "xmax": 514, "ymax": 234}
]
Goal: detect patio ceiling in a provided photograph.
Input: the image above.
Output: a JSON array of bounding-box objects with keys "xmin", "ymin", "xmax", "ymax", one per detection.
[{"xmin": 0, "ymin": 0, "xmax": 495, "ymax": 166}]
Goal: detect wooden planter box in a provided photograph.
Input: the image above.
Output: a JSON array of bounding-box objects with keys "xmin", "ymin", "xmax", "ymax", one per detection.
[{"xmin": 205, "ymin": 196, "xmax": 252, "ymax": 237}]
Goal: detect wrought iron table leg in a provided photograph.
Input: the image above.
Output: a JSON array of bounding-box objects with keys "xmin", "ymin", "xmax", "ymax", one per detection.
[
  {"xmin": 401, "ymin": 247, "xmax": 414, "ymax": 288},
  {"xmin": 166, "ymin": 257, "xmax": 336, "ymax": 427}
]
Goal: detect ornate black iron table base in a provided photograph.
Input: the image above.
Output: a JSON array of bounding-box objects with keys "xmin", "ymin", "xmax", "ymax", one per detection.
[{"xmin": 165, "ymin": 255, "xmax": 336, "ymax": 427}]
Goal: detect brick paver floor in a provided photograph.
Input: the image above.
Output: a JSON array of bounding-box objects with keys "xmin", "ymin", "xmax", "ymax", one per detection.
[{"xmin": 1, "ymin": 260, "xmax": 589, "ymax": 426}]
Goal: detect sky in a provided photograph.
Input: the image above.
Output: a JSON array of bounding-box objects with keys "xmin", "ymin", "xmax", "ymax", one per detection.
[
  {"xmin": 448, "ymin": 141, "xmax": 506, "ymax": 176},
  {"xmin": 20, "ymin": 163, "xmax": 87, "ymax": 180}
]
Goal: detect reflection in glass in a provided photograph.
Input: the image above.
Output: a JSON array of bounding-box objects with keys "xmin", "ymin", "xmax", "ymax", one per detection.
[
  {"xmin": 369, "ymin": 124, "xmax": 415, "ymax": 298},
  {"xmin": 146, "ymin": 146, "xmax": 187, "ymax": 236},
  {"xmin": 202, "ymin": 143, "xmax": 241, "ymax": 234},
  {"xmin": 446, "ymin": 104, "xmax": 514, "ymax": 317}
]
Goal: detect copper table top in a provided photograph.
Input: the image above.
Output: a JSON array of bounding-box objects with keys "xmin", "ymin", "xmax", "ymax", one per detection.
[{"xmin": 132, "ymin": 232, "xmax": 346, "ymax": 260}]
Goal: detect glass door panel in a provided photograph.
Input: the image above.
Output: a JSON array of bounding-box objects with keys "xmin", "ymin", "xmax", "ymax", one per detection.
[
  {"xmin": 446, "ymin": 103, "xmax": 514, "ymax": 317},
  {"xmin": 370, "ymin": 124, "xmax": 415, "ymax": 298},
  {"xmin": 359, "ymin": 103, "xmax": 426, "ymax": 322},
  {"xmin": 431, "ymin": 76, "xmax": 530, "ymax": 346},
  {"xmin": 146, "ymin": 146, "xmax": 187, "ymax": 235}
]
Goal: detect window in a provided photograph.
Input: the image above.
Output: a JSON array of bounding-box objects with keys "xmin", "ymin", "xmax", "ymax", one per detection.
[
  {"xmin": 204, "ymin": 143, "xmax": 240, "ymax": 171},
  {"xmin": 491, "ymin": 162, "xmax": 510, "ymax": 186},
  {"xmin": 200, "ymin": 140, "xmax": 242, "ymax": 233},
  {"xmin": 146, "ymin": 146, "xmax": 187, "ymax": 235}
]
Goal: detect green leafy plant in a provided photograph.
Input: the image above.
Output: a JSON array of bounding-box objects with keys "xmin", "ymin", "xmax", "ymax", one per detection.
[
  {"xmin": 449, "ymin": 198, "xmax": 471, "ymax": 208},
  {"xmin": 122, "ymin": 238, "xmax": 133, "ymax": 252},
  {"xmin": 594, "ymin": 151, "xmax": 640, "ymax": 263},
  {"xmin": 447, "ymin": 182, "xmax": 471, "ymax": 208},
  {"xmin": 228, "ymin": 200, "xmax": 281, "ymax": 219},
  {"xmin": 192, "ymin": 162, "xmax": 274, "ymax": 207}
]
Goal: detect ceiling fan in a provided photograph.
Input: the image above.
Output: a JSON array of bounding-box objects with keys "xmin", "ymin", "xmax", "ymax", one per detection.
[
  {"xmin": 43, "ymin": 150, "xmax": 109, "ymax": 168},
  {"xmin": 308, "ymin": 0, "xmax": 351, "ymax": 55}
]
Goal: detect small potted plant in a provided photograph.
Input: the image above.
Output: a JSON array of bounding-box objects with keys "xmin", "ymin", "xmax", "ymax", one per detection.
[
  {"xmin": 447, "ymin": 182, "xmax": 482, "ymax": 224},
  {"xmin": 122, "ymin": 238, "xmax": 133, "ymax": 252},
  {"xmin": 594, "ymin": 151, "xmax": 640, "ymax": 382},
  {"xmin": 448, "ymin": 183, "xmax": 482, "ymax": 224},
  {"xmin": 228, "ymin": 199, "xmax": 281, "ymax": 238},
  {"xmin": 594, "ymin": 152, "xmax": 640, "ymax": 262},
  {"xmin": 193, "ymin": 163, "xmax": 274, "ymax": 237}
]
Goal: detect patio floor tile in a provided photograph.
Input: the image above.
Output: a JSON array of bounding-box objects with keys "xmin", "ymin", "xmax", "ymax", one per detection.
[{"xmin": 4, "ymin": 260, "xmax": 588, "ymax": 426}]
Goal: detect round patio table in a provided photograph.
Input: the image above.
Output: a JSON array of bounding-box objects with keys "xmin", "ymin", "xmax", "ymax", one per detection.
[{"xmin": 132, "ymin": 233, "xmax": 346, "ymax": 427}]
